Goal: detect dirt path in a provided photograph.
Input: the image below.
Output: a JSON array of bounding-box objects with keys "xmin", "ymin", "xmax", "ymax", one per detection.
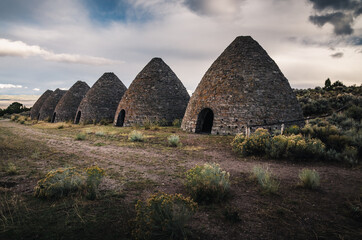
[{"xmin": 1, "ymin": 120, "xmax": 361, "ymax": 196}]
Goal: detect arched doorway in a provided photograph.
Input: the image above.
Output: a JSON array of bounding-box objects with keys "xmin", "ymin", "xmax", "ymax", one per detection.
[
  {"xmin": 75, "ymin": 111, "xmax": 81, "ymax": 124},
  {"xmin": 116, "ymin": 109, "xmax": 125, "ymax": 127},
  {"xmin": 51, "ymin": 112, "xmax": 56, "ymax": 123},
  {"xmin": 195, "ymin": 108, "xmax": 214, "ymax": 134}
]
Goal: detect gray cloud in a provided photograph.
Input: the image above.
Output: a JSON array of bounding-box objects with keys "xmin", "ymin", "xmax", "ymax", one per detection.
[
  {"xmin": 0, "ymin": 0, "xmax": 43, "ymax": 22},
  {"xmin": 308, "ymin": 0, "xmax": 362, "ymax": 35},
  {"xmin": 309, "ymin": 12, "xmax": 354, "ymax": 35},
  {"xmin": 289, "ymin": 35, "xmax": 362, "ymax": 48},
  {"xmin": 330, "ymin": 52, "xmax": 344, "ymax": 58},
  {"xmin": 182, "ymin": 0, "xmax": 243, "ymax": 16},
  {"xmin": 0, "ymin": 0, "xmax": 361, "ymax": 95},
  {"xmin": 309, "ymin": 0, "xmax": 361, "ymax": 11}
]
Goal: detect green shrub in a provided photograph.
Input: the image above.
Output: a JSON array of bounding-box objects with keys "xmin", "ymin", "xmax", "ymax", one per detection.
[
  {"xmin": 6, "ymin": 162, "xmax": 18, "ymax": 175},
  {"xmin": 85, "ymin": 166, "xmax": 105, "ymax": 200},
  {"xmin": 185, "ymin": 163, "xmax": 230, "ymax": 203},
  {"xmin": 168, "ymin": 134, "xmax": 180, "ymax": 147},
  {"xmin": 128, "ymin": 130, "xmax": 144, "ymax": 142},
  {"xmin": 34, "ymin": 166, "xmax": 105, "ymax": 199},
  {"xmin": 231, "ymin": 133, "xmax": 246, "ymax": 153},
  {"xmin": 75, "ymin": 132, "xmax": 86, "ymax": 140},
  {"xmin": 157, "ymin": 118, "xmax": 169, "ymax": 126},
  {"xmin": 172, "ymin": 119, "xmax": 182, "ymax": 128},
  {"xmin": 301, "ymin": 123, "xmax": 339, "ymax": 143},
  {"xmin": 95, "ymin": 131, "xmax": 105, "ymax": 137},
  {"xmin": 265, "ymin": 134, "xmax": 325, "ymax": 160},
  {"xmin": 143, "ymin": 118, "xmax": 152, "ymax": 130},
  {"xmin": 99, "ymin": 119, "xmax": 109, "ymax": 125},
  {"xmin": 345, "ymin": 105, "xmax": 362, "ymax": 121},
  {"xmin": 284, "ymin": 135, "xmax": 325, "ymax": 160},
  {"xmin": 265, "ymin": 134, "xmax": 288, "ymax": 159},
  {"xmin": 152, "ymin": 124, "xmax": 160, "ymax": 130},
  {"xmin": 34, "ymin": 167, "xmax": 85, "ymax": 198},
  {"xmin": 299, "ymin": 169, "xmax": 320, "ymax": 189},
  {"xmin": 133, "ymin": 192, "xmax": 197, "ymax": 240},
  {"xmin": 10, "ymin": 114, "xmax": 20, "ymax": 121},
  {"xmin": 325, "ymin": 134, "xmax": 351, "ymax": 152},
  {"xmin": 284, "ymin": 125, "xmax": 300, "ymax": 135},
  {"xmin": 251, "ymin": 165, "xmax": 279, "ymax": 194},
  {"xmin": 232, "ymin": 128, "xmax": 270, "ymax": 156},
  {"xmin": 234, "ymin": 131, "xmax": 326, "ymax": 160}
]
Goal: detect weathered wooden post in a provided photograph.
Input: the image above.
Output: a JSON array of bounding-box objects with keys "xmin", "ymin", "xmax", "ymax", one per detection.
[
  {"xmin": 281, "ymin": 123, "xmax": 285, "ymax": 135},
  {"xmin": 246, "ymin": 125, "xmax": 251, "ymax": 138}
]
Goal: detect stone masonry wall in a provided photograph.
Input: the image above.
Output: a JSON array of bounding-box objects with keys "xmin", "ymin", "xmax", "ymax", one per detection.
[
  {"xmin": 76, "ymin": 72, "xmax": 127, "ymax": 124},
  {"xmin": 181, "ymin": 36, "xmax": 304, "ymax": 135},
  {"xmin": 30, "ymin": 90, "xmax": 53, "ymax": 120},
  {"xmin": 114, "ymin": 58, "xmax": 190, "ymax": 126},
  {"xmin": 53, "ymin": 81, "xmax": 90, "ymax": 122},
  {"xmin": 38, "ymin": 89, "xmax": 67, "ymax": 121}
]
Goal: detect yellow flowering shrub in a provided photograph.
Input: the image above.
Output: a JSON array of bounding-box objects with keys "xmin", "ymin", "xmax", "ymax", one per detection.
[
  {"xmin": 265, "ymin": 134, "xmax": 325, "ymax": 160},
  {"xmin": 265, "ymin": 134, "xmax": 288, "ymax": 158},
  {"xmin": 232, "ymin": 128, "xmax": 270, "ymax": 156},
  {"xmin": 133, "ymin": 192, "xmax": 197, "ymax": 240},
  {"xmin": 86, "ymin": 166, "xmax": 105, "ymax": 200},
  {"xmin": 231, "ymin": 133, "xmax": 246, "ymax": 154},
  {"xmin": 284, "ymin": 125, "xmax": 300, "ymax": 135},
  {"xmin": 185, "ymin": 163, "xmax": 230, "ymax": 203}
]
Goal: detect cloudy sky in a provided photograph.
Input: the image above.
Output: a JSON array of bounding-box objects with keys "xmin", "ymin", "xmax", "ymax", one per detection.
[{"xmin": 0, "ymin": 0, "xmax": 361, "ymax": 100}]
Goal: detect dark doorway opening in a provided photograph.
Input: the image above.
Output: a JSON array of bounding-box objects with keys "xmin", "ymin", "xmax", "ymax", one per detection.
[
  {"xmin": 116, "ymin": 109, "xmax": 126, "ymax": 127},
  {"xmin": 196, "ymin": 108, "xmax": 214, "ymax": 134},
  {"xmin": 37, "ymin": 113, "xmax": 40, "ymax": 121},
  {"xmin": 51, "ymin": 112, "xmax": 56, "ymax": 123},
  {"xmin": 75, "ymin": 111, "xmax": 81, "ymax": 124}
]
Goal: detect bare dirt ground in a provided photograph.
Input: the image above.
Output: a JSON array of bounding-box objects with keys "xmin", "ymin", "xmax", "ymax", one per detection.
[{"xmin": 0, "ymin": 119, "xmax": 361, "ymax": 240}]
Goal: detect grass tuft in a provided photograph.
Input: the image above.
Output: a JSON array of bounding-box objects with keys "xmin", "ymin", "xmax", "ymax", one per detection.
[
  {"xmin": 185, "ymin": 163, "xmax": 230, "ymax": 203},
  {"xmin": 75, "ymin": 133, "xmax": 86, "ymax": 140},
  {"xmin": 251, "ymin": 165, "xmax": 279, "ymax": 194},
  {"xmin": 128, "ymin": 130, "xmax": 144, "ymax": 142},
  {"xmin": 133, "ymin": 192, "xmax": 197, "ymax": 240},
  {"xmin": 6, "ymin": 162, "xmax": 18, "ymax": 175},
  {"xmin": 298, "ymin": 169, "xmax": 320, "ymax": 189},
  {"xmin": 168, "ymin": 134, "xmax": 180, "ymax": 147}
]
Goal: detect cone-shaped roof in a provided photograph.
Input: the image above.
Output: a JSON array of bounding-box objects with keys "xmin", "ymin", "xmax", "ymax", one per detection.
[
  {"xmin": 38, "ymin": 88, "xmax": 67, "ymax": 121},
  {"xmin": 52, "ymin": 81, "xmax": 90, "ymax": 123},
  {"xmin": 30, "ymin": 90, "xmax": 53, "ymax": 120},
  {"xmin": 114, "ymin": 58, "xmax": 190, "ymax": 126},
  {"xmin": 75, "ymin": 72, "xmax": 127, "ymax": 124},
  {"xmin": 181, "ymin": 36, "xmax": 303, "ymax": 135}
]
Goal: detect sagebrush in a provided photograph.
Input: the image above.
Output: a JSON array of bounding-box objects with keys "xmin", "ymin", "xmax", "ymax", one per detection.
[
  {"xmin": 251, "ymin": 165, "xmax": 279, "ymax": 194},
  {"xmin": 185, "ymin": 163, "xmax": 230, "ymax": 203},
  {"xmin": 133, "ymin": 192, "xmax": 197, "ymax": 240},
  {"xmin": 129, "ymin": 130, "xmax": 144, "ymax": 142},
  {"xmin": 298, "ymin": 169, "xmax": 320, "ymax": 189},
  {"xmin": 34, "ymin": 166, "xmax": 105, "ymax": 199}
]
